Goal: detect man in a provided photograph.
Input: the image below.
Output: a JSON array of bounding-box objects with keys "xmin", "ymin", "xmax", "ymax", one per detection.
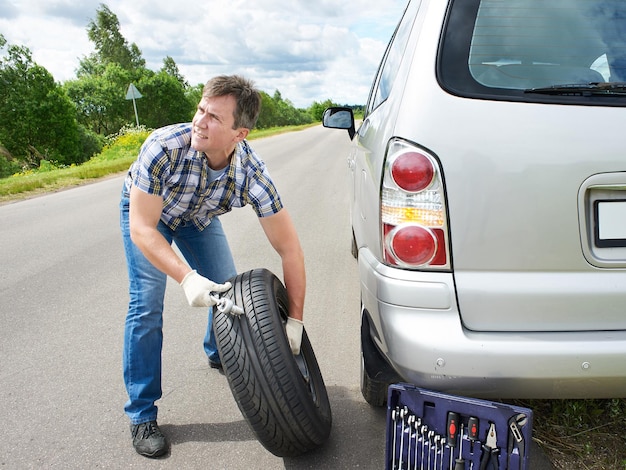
[{"xmin": 119, "ymin": 75, "xmax": 305, "ymax": 458}]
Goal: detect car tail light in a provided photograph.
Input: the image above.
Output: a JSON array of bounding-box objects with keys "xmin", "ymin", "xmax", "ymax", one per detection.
[
  {"xmin": 391, "ymin": 151, "xmax": 434, "ymax": 192},
  {"xmin": 381, "ymin": 139, "xmax": 450, "ymax": 269}
]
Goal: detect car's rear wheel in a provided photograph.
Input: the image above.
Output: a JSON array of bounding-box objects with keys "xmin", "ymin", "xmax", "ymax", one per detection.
[
  {"xmin": 351, "ymin": 230, "xmax": 358, "ymax": 259},
  {"xmin": 360, "ymin": 340, "xmax": 389, "ymax": 407},
  {"xmin": 360, "ymin": 309, "xmax": 403, "ymax": 407},
  {"xmin": 360, "ymin": 353, "xmax": 389, "ymax": 407},
  {"xmin": 214, "ymin": 268, "xmax": 332, "ymax": 457}
]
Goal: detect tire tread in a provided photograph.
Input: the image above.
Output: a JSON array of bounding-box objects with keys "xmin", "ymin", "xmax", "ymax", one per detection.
[{"xmin": 214, "ymin": 269, "xmax": 332, "ymax": 457}]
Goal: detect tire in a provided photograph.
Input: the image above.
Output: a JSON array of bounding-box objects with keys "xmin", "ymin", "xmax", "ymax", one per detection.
[
  {"xmin": 360, "ymin": 309, "xmax": 402, "ymax": 407},
  {"xmin": 351, "ymin": 231, "xmax": 358, "ymax": 259},
  {"xmin": 360, "ymin": 353, "xmax": 389, "ymax": 407},
  {"xmin": 213, "ymin": 268, "xmax": 332, "ymax": 457}
]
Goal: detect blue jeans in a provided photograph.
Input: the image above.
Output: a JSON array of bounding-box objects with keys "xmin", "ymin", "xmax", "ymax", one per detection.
[{"xmin": 120, "ymin": 194, "xmax": 237, "ymax": 424}]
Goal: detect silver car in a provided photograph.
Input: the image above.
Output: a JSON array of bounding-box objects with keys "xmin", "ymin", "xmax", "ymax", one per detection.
[{"xmin": 324, "ymin": 0, "xmax": 626, "ymax": 404}]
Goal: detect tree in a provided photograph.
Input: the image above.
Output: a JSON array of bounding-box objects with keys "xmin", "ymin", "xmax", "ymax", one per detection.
[
  {"xmin": 185, "ymin": 83, "xmax": 204, "ymax": 112},
  {"xmin": 309, "ymin": 99, "xmax": 339, "ymax": 121},
  {"xmin": 0, "ymin": 35, "xmax": 82, "ymax": 166},
  {"xmin": 137, "ymin": 71, "xmax": 196, "ymax": 128},
  {"xmin": 70, "ymin": 4, "xmax": 148, "ymax": 135},
  {"xmin": 255, "ymin": 90, "xmax": 313, "ymax": 129},
  {"xmin": 64, "ymin": 63, "xmax": 134, "ymax": 135},
  {"xmin": 256, "ymin": 91, "xmax": 278, "ymax": 129},
  {"xmin": 67, "ymin": 6, "xmax": 198, "ymax": 136},
  {"xmin": 161, "ymin": 56, "xmax": 189, "ymax": 89},
  {"xmin": 81, "ymin": 3, "xmax": 145, "ymax": 73}
]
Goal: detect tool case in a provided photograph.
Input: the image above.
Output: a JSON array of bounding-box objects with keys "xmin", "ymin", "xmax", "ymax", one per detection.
[{"xmin": 386, "ymin": 383, "xmax": 533, "ymax": 470}]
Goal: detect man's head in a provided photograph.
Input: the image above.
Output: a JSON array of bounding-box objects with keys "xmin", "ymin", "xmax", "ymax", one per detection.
[
  {"xmin": 191, "ymin": 75, "xmax": 262, "ymax": 166},
  {"xmin": 202, "ymin": 75, "xmax": 261, "ymax": 130}
]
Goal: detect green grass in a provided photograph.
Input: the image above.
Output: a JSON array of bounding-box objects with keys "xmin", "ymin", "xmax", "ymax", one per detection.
[
  {"xmin": 516, "ymin": 398, "xmax": 626, "ymax": 469},
  {"xmin": 248, "ymin": 123, "xmax": 317, "ymax": 139},
  {"xmin": 0, "ymin": 153, "xmax": 139, "ymax": 201},
  {"xmin": 0, "ymin": 123, "xmax": 316, "ymax": 203}
]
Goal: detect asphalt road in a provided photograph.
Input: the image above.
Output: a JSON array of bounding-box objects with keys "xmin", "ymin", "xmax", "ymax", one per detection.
[{"xmin": 0, "ymin": 125, "xmax": 553, "ymax": 469}]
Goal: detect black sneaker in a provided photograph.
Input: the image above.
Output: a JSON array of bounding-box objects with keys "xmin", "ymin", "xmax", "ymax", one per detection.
[{"xmin": 130, "ymin": 420, "xmax": 168, "ymax": 458}]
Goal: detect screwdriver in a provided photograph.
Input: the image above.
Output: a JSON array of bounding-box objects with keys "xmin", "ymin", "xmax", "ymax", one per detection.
[
  {"xmin": 454, "ymin": 423, "xmax": 465, "ymax": 470},
  {"xmin": 446, "ymin": 411, "xmax": 460, "ymax": 470},
  {"xmin": 468, "ymin": 416, "xmax": 479, "ymax": 453}
]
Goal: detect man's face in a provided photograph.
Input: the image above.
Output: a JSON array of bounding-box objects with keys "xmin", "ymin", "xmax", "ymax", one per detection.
[{"xmin": 191, "ymin": 94, "xmax": 246, "ymax": 159}]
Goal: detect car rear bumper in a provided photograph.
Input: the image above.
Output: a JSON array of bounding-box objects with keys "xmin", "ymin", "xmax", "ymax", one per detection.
[{"xmin": 359, "ymin": 248, "xmax": 626, "ymax": 398}]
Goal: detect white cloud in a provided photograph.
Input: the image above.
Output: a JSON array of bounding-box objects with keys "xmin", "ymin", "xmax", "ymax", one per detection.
[{"xmin": 0, "ymin": 0, "xmax": 407, "ymax": 107}]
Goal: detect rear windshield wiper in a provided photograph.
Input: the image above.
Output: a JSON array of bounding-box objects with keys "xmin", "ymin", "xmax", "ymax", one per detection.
[{"xmin": 525, "ymin": 82, "xmax": 626, "ymax": 96}]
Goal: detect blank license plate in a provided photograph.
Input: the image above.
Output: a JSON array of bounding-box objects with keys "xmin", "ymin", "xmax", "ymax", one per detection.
[{"xmin": 595, "ymin": 200, "xmax": 626, "ymax": 247}]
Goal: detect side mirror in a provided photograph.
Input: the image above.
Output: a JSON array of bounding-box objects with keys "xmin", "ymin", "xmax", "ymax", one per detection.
[{"xmin": 322, "ymin": 107, "xmax": 356, "ymax": 139}]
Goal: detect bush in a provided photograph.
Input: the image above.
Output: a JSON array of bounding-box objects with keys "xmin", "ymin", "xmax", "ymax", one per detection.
[
  {"xmin": 102, "ymin": 125, "xmax": 150, "ymax": 154},
  {"xmin": 0, "ymin": 154, "xmax": 20, "ymax": 179},
  {"xmin": 78, "ymin": 126, "xmax": 105, "ymax": 162}
]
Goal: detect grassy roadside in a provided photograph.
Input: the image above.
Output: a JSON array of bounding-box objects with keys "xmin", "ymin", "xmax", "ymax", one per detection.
[
  {"xmin": 514, "ymin": 398, "xmax": 626, "ymax": 469},
  {"xmin": 0, "ymin": 123, "xmax": 316, "ymax": 204}
]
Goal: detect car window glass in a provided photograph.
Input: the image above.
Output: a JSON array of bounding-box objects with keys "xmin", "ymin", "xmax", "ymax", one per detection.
[
  {"xmin": 468, "ymin": 0, "xmax": 626, "ymax": 90},
  {"xmin": 366, "ymin": 1, "xmax": 421, "ymax": 115}
]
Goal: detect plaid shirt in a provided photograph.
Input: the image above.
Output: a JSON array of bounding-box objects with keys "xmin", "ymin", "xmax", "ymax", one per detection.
[{"xmin": 123, "ymin": 123, "xmax": 283, "ymax": 231}]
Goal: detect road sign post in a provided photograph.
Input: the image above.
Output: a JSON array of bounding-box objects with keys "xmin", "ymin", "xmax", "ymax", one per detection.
[{"xmin": 125, "ymin": 83, "xmax": 142, "ymax": 127}]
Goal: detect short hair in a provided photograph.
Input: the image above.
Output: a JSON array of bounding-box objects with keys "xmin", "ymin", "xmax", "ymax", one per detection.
[{"xmin": 203, "ymin": 75, "xmax": 262, "ymax": 130}]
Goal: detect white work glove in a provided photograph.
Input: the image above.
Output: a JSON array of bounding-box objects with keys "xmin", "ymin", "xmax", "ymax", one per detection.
[
  {"xmin": 180, "ymin": 270, "xmax": 232, "ymax": 307},
  {"xmin": 285, "ymin": 317, "xmax": 304, "ymax": 355}
]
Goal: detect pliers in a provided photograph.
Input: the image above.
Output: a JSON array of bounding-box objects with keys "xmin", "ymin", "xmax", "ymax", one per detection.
[{"xmin": 479, "ymin": 423, "xmax": 500, "ymax": 470}]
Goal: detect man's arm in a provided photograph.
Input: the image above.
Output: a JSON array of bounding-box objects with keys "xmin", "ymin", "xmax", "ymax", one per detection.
[
  {"xmin": 258, "ymin": 209, "xmax": 306, "ymax": 321},
  {"xmin": 129, "ymin": 185, "xmax": 232, "ymax": 307},
  {"xmin": 129, "ymin": 185, "xmax": 191, "ymax": 283}
]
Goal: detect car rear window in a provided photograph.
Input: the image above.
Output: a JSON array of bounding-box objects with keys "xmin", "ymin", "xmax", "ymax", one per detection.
[{"xmin": 439, "ymin": 0, "xmax": 626, "ymax": 106}]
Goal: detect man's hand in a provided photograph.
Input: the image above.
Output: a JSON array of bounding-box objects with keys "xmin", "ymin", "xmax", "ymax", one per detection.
[
  {"xmin": 180, "ymin": 270, "xmax": 232, "ymax": 307},
  {"xmin": 285, "ymin": 317, "xmax": 304, "ymax": 355}
]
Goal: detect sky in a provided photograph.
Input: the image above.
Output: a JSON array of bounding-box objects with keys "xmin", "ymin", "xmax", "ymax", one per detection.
[{"xmin": 0, "ymin": 0, "xmax": 408, "ymax": 108}]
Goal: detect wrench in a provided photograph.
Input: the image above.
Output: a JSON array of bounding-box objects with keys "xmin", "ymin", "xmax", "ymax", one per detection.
[
  {"xmin": 211, "ymin": 294, "xmax": 245, "ymax": 315},
  {"xmin": 420, "ymin": 425, "xmax": 428, "ymax": 470},
  {"xmin": 507, "ymin": 413, "xmax": 527, "ymax": 470},
  {"xmin": 413, "ymin": 418, "xmax": 421, "ymax": 470},
  {"xmin": 407, "ymin": 415, "xmax": 415, "ymax": 469},
  {"xmin": 433, "ymin": 435, "xmax": 441, "ymax": 470},
  {"xmin": 399, "ymin": 407, "xmax": 408, "ymax": 469},
  {"xmin": 427, "ymin": 430, "xmax": 434, "ymax": 470},
  {"xmin": 392, "ymin": 408, "xmax": 399, "ymax": 469},
  {"xmin": 440, "ymin": 434, "xmax": 445, "ymax": 470}
]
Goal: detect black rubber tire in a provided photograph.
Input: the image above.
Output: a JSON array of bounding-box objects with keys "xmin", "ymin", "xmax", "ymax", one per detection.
[
  {"xmin": 213, "ymin": 268, "xmax": 332, "ymax": 457},
  {"xmin": 351, "ymin": 231, "xmax": 358, "ymax": 259},
  {"xmin": 360, "ymin": 353, "xmax": 389, "ymax": 407},
  {"xmin": 360, "ymin": 310, "xmax": 401, "ymax": 407}
]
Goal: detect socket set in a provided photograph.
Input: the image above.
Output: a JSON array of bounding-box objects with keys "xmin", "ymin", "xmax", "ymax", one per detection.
[{"xmin": 386, "ymin": 384, "xmax": 533, "ymax": 470}]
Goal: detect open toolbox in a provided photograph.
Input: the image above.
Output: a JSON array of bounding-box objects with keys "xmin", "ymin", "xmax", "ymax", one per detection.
[{"xmin": 386, "ymin": 383, "xmax": 533, "ymax": 470}]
